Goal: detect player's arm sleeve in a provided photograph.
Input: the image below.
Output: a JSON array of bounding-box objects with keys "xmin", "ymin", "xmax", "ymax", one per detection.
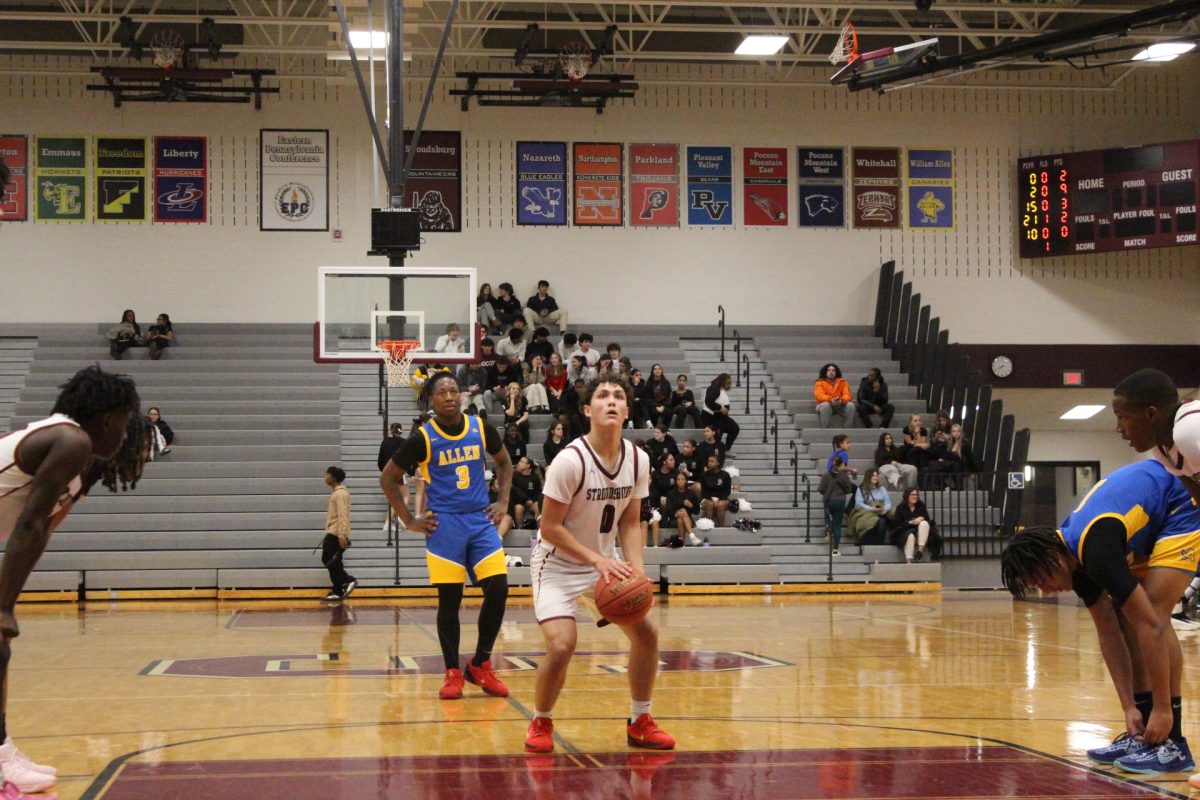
[
  {"xmin": 482, "ymin": 421, "xmax": 504, "ymax": 456},
  {"xmin": 633, "ymin": 450, "xmax": 650, "ymax": 500},
  {"xmin": 390, "ymin": 433, "xmax": 427, "ymax": 475},
  {"xmin": 1079, "ymin": 518, "xmax": 1140, "ymax": 608},
  {"xmin": 542, "ymin": 450, "xmax": 582, "ymax": 504}
]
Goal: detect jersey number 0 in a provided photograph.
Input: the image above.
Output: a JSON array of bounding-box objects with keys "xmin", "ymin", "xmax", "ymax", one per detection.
[{"xmin": 600, "ymin": 503, "xmax": 615, "ymax": 534}]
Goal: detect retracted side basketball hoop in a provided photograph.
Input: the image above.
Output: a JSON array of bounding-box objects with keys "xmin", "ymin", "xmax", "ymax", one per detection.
[
  {"xmin": 380, "ymin": 340, "xmax": 421, "ymax": 388},
  {"xmin": 829, "ymin": 22, "xmax": 858, "ymax": 65}
]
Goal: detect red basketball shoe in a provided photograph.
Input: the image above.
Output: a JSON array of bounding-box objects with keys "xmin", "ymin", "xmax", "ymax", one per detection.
[
  {"xmin": 439, "ymin": 668, "xmax": 465, "ymax": 700},
  {"xmin": 465, "ymin": 659, "xmax": 509, "ymax": 697},
  {"xmin": 525, "ymin": 717, "xmax": 555, "ymax": 753},
  {"xmin": 626, "ymin": 714, "xmax": 675, "ymax": 750}
]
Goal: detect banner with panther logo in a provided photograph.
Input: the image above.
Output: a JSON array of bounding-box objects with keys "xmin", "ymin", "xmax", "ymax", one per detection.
[
  {"xmin": 402, "ymin": 131, "xmax": 462, "ymax": 232},
  {"xmin": 34, "ymin": 136, "xmax": 87, "ymax": 222},
  {"xmin": 685, "ymin": 146, "xmax": 732, "ymax": 227},
  {"xmin": 573, "ymin": 143, "xmax": 623, "ymax": 226},
  {"xmin": 743, "ymin": 146, "xmax": 788, "ymax": 227},
  {"xmin": 0, "ymin": 135, "xmax": 28, "ymax": 221},
  {"xmin": 516, "ymin": 142, "xmax": 567, "ymax": 226},
  {"xmin": 906, "ymin": 148, "xmax": 954, "ymax": 231},
  {"xmin": 797, "ymin": 146, "xmax": 845, "ymax": 228},
  {"xmin": 260, "ymin": 129, "xmax": 328, "ymax": 231},
  {"xmin": 851, "ymin": 146, "xmax": 901, "ymax": 229},
  {"xmin": 629, "ymin": 144, "xmax": 678, "ymax": 228},
  {"xmin": 154, "ymin": 136, "xmax": 207, "ymax": 223}
]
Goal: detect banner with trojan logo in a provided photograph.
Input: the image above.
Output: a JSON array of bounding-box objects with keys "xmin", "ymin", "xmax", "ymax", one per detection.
[
  {"xmin": 34, "ymin": 136, "xmax": 87, "ymax": 222},
  {"xmin": 743, "ymin": 146, "xmax": 788, "ymax": 227},
  {"xmin": 403, "ymin": 131, "xmax": 462, "ymax": 233},
  {"xmin": 906, "ymin": 148, "xmax": 954, "ymax": 231},
  {"xmin": 0, "ymin": 135, "xmax": 29, "ymax": 221},
  {"xmin": 154, "ymin": 137, "xmax": 207, "ymax": 223},
  {"xmin": 629, "ymin": 144, "xmax": 678, "ymax": 228},
  {"xmin": 851, "ymin": 147, "xmax": 901, "ymax": 229},
  {"xmin": 260, "ymin": 129, "xmax": 328, "ymax": 232}
]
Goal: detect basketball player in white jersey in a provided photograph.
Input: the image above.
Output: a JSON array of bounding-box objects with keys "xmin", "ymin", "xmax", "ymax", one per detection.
[
  {"xmin": 524, "ymin": 375, "xmax": 675, "ymax": 754},
  {"xmin": 0, "ymin": 365, "xmax": 143, "ymax": 797}
]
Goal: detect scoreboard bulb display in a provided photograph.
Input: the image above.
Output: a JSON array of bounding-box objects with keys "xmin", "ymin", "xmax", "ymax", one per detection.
[{"xmin": 1019, "ymin": 161, "xmax": 1071, "ymax": 256}]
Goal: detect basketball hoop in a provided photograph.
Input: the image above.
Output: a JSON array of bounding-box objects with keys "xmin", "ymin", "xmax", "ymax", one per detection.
[
  {"xmin": 559, "ymin": 42, "xmax": 592, "ymax": 82},
  {"xmin": 379, "ymin": 340, "xmax": 421, "ymax": 388},
  {"xmin": 828, "ymin": 21, "xmax": 858, "ymax": 65},
  {"xmin": 150, "ymin": 29, "xmax": 186, "ymax": 70}
]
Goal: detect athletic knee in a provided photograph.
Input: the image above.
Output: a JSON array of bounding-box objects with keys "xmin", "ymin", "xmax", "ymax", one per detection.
[
  {"xmin": 481, "ymin": 574, "xmax": 509, "ymax": 602},
  {"xmin": 543, "ymin": 632, "xmax": 576, "ymax": 660}
]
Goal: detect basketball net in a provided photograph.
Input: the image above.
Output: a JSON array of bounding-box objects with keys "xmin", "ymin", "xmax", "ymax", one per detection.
[
  {"xmin": 150, "ymin": 29, "xmax": 185, "ymax": 70},
  {"xmin": 828, "ymin": 21, "xmax": 858, "ymax": 65},
  {"xmin": 380, "ymin": 340, "xmax": 420, "ymax": 388},
  {"xmin": 559, "ymin": 41, "xmax": 591, "ymax": 82}
]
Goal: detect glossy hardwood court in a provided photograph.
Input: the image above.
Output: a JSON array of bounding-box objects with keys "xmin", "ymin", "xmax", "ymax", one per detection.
[{"xmin": 11, "ymin": 592, "xmax": 1200, "ymax": 799}]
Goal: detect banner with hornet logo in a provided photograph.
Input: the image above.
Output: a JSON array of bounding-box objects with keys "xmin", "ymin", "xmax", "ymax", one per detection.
[
  {"xmin": 154, "ymin": 136, "xmax": 207, "ymax": 223},
  {"xmin": 260, "ymin": 129, "xmax": 328, "ymax": 231},
  {"xmin": 686, "ymin": 146, "xmax": 732, "ymax": 226},
  {"xmin": 797, "ymin": 146, "xmax": 845, "ymax": 228},
  {"xmin": 743, "ymin": 146, "xmax": 788, "ymax": 226},
  {"xmin": 516, "ymin": 142, "xmax": 567, "ymax": 226},
  {"xmin": 629, "ymin": 143, "xmax": 679, "ymax": 227},
  {"xmin": 573, "ymin": 142, "xmax": 623, "ymax": 226},
  {"xmin": 851, "ymin": 147, "xmax": 901, "ymax": 229},
  {"xmin": 34, "ymin": 136, "xmax": 87, "ymax": 222},
  {"xmin": 0, "ymin": 135, "xmax": 28, "ymax": 221},
  {"xmin": 906, "ymin": 148, "xmax": 954, "ymax": 231},
  {"xmin": 403, "ymin": 131, "xmax": 462, "ymax": 232}
]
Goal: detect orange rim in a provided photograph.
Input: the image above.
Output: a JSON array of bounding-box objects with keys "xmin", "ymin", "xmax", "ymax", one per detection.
[{"xmin": 379, "ymin": 340, "xmax": 421, "ymax": 357}]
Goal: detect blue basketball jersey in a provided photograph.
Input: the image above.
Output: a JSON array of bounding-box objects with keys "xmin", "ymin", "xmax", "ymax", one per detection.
[
  {"xmin": 419, "ymin": 416, "xmax": 491, "ymax": 514},
  {"xmin": 1059, "ymin": 460, "xmax": 1200, "ymax": 561}
]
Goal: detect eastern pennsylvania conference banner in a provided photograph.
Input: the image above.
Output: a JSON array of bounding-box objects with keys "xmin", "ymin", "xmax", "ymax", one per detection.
[
  {"xmin": 260, "ymin": 129, "xmax": 328, "ymax": 232},
  {"xmin": 517, "ymin": 142, "xmax": 567, "ymax": 226},
  {"xmin": 629, "ymin": 144, "xmax": 679, "ymax": 227},
  {"xmin": 154, "ymin": 136, "xmax": 207, "ymax": 223},
  {"xmin": 0, "ymin": 135, "xmax": 28, "ymax": 221},
  {"xmin": 403, "ymin": 131, "xmax": 462, "ymax": 232},
  {"xmin": 34, "ymin": 135, "xmax": 87, "ymax": 222},
  {"xmin": 573, "ymin": 142, "xmax": 623, "ymax": 226},
  {"xmin": 851, "ymin": 147, "xmax": 901, "ymax": 229},
  {"xmin": 686, "ymin": 146, "xmax": 732, "ymax": 226},
  {"xmin": 743, "ymin": 146, "xmax": 788, "ymax": 226},
  {"xmin": 797, "ymin": 146, "xmax": 845, "ymax": 228},
  {"xmin": 906, "ymin": 148, "xmax": 954, "ymax": 231}
]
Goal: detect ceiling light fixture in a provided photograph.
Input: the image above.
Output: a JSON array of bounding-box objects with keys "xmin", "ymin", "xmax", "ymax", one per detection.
[
  {"xmin": 735, "ymin": 35, "xmax": 789, "ymax": 56},
  {"xmin": 1059, "ymin": 405, "xmax": 1106, "ymax": 420},
  {"xmin": 1132, "ymin": 41, "xmax": 1196, "ymax": 62}
]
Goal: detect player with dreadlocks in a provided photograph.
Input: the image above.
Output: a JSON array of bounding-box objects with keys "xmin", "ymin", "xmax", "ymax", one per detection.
[
  {"xmin": 1000, "ymin": 459, "xmax": 1200, "ymax": 778},
  {"xmin": 0, "ymin": 365, "xmax": 144, "ymax": 797}
]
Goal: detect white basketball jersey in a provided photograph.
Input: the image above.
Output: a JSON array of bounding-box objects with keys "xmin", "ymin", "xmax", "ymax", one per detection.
[
  {"xmin": 538, "ymin": 436, "xmax": 649, "ymax": 571},
  {"xmin": 1152, "ymin": 399, "xmax": 1200, "ymax": 484},
  {"xmin": 0, "ymin": 414, "xmax": 86, "ymax": 542}
]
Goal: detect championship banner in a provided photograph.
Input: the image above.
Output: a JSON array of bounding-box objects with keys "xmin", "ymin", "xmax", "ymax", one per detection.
[
  {"xmin": 517, "ymin": 142, "xmax": 567, "ymax": 226},
  {"xmin": 260, "ymin": 129, "xmax": 328, "ymax": 232},
  {"xmin": 403, "ymin": 131, "xmax": 462, "ymax": 232},
  {"xmin": 797, "ymin": 146, "xmax": 845, "ymax": 228},
  {"xmin": 34, "ymin": 136, "xmax": 87, "ymax": 222},
  {"xmin": 906, "ymin": 148, "xmax": 954, "ymax": 231},
  {"xmin": 629, "ymin": 143, "xmax": 679, "ymax": 227},
  {"xmin": 573, "ymin": 142, "xmax": 623, "ymax": 226},
  {"xmin": 154, "ymin": 136, "xmax": 207, "ymax": 223},
  {"xmin": 851, "ymin": 146, "xmax": 901, "ymax": 229},
  {"xmin": 94, "ymin": 137, "xmax": 148, "ymax": 222},
  {"xmin": 686, "ymin": 146, "xmax": 732, "ymax": 226},
  {"xmin": 743, "ymin": 147, "xmax": 788, "ymax": 226},
  {"xmin": 0, "ymin": 135, "xmax": 28, "ymax": 221}
]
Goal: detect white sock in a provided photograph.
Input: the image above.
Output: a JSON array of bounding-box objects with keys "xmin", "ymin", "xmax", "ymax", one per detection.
[
  {"xmin": 534, "ymin": 710, "xmax": 553, "ymax": 720},
  {"xmin": 631, "ymin": 699, "xmax": 651, "ymax": 721},
  {"xmin": 1186, "ymin": 576, "xmax": 1200, "ymax": 600}
]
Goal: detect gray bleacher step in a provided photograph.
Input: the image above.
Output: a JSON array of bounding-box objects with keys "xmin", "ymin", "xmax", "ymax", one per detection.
[
  {"xmin": 165, "ymin": 431, "xmax": 340, "ymax": 446},
  {"xmin": 20, "ymin": 386, "xmax": 336, "ymax": 402},
  {"xmin": 869, "ymin": 563, "xmax": 942, "ymax": 582},
  {"xmin": 140, "ymin": 445, "xmax": 341, "ymax": 461},
  {"xmin": 38, "ymin": 550, "xmax": 330, "ymax": 570},
  {"xmin": 662, "ymin": 564, "xmax": 779, "ymax": 584},
  {"xmin": 66, "ymin": 494, "xmax": 328, "ymax": 514},
  {"xmin": 778, "ymin": 562, "xmax": 871, "ymax": 576},
  {"xmin": 15, "ymin": 400, "xmax": 339, "ymax": 416},
  {"xmin": 84, "ymin": 569, "xmax": 218, "ymax": 590},
  {"xmin": 54, "ymin": 511, "xmax": 327, "ymax": 532},
  {"xmin": 96, "ymin": 477, "xmax": 329, "ymax": 495},
  {"xmin": 23, "ymin": 571, "xmax": 80, "ymax": 592},
  {"xmin": 28, "ymin": 361, "xmax": 336, "ymax": 374}
]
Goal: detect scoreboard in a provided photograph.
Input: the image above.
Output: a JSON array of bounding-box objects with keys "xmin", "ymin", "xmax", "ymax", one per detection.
[{"xmin": 1018, "ymin": 139, "xmax": 1199, "ymax": 258}]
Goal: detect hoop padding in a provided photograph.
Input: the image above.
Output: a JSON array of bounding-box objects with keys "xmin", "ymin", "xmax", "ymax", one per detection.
[
  {"xmin": 560, "ymin": 42, "xmax": 591, "ymax": 81},
  {"xmin": 150, "ymin": 29, "xmax": 186, "ymax": 70},
  {"xmin": 380, "ymin": 340, "xmax": 421, "ymax": 388},
  {"xmin": 828, "ymin": 22, "xmax": 858, "ymax": 65}
]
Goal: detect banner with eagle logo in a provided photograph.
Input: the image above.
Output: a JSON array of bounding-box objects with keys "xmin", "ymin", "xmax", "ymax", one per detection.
[{"xmin": 516, "ymin": 141, "xmax": 567, "ymax": 226}]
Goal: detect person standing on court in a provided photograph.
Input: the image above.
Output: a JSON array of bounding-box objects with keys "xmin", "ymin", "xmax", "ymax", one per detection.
[
  {"xmin": 523, "ymin": 280, "xmax": 569, "ymax": 333},
  {"xmin": 524, "ymin": 375, "xmax": 674, "ymax": 754},
  {"xmin": 380, "ymin": 373, "xmax": 514, "ymax": 700},
  {"xmin": 321, "ymin": 466, "xmax": 356, "ymax": 601},
  {"xmin": 0, "ymin": 366, "xmax": 145, "ymax": 795}
]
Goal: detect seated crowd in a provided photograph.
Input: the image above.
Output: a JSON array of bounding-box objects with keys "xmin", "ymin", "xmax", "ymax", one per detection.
[
  {"xmin": 811, "ymin": 363, "xmax": 895, "ymax": 429},
  {"xmin": 107, "ymin": 309, "xmax": 174, "ymax": 360}
]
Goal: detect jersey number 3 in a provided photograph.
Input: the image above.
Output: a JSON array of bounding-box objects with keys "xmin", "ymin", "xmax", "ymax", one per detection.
[
  {"xmin": 455, "ymin": 465, "xmax": 470, "ymax": 490},
  {"xmin": 600, "ymin": 503, "xmax": 616, "ymax": 534}
]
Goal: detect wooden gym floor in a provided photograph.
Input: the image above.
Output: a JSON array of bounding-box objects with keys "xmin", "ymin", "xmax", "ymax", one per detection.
[{"xmin": 9, "ymin": 591, "xmax": 1200, "ymax": 799}]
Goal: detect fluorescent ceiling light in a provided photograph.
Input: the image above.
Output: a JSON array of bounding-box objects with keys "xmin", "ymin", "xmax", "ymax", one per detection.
[
  {"xmin": 1132, "ymin": 41, "xmax": 1196, "ymax": 62},
  {"xmin": 349, "ymin": 30, "xmax": 389, "ymax": 50},
  {"xmin": 1059, "ymin": 405, "xmax": 1106, "ymax": 420},
  {"xmin": 735, "ymin": 35, "xmax": 789, "ymax": 56}
]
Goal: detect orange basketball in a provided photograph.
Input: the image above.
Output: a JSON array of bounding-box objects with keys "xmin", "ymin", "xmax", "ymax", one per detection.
[{"xmin": 594, "ymin": 572, "xmax": 655, "ymax": 626}]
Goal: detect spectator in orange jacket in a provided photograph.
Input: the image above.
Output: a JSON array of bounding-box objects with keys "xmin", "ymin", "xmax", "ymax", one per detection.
[{"xmin": 814, "ymin": 362, "xmax": 855, "ymax": 428}]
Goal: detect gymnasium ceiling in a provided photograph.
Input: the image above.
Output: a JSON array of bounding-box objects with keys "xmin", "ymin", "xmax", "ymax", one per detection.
[{"xmin": 1, "ymin": 0, "xmax": 1198, "ymax": 80}]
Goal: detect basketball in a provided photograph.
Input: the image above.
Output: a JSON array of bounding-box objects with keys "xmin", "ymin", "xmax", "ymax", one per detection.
[{"xmin": 594, "ymin": 572, "xmax": 655, "ymax": 626}]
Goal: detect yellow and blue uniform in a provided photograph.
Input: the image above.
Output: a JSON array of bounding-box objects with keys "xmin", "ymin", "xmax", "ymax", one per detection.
[
  {"xmin": 1060, "ymin": 459, "xmax": 1200, "ymax": 576},
  {"xmin": 416, "ymin": 415, "xmax": 507, "ymax": 585}
]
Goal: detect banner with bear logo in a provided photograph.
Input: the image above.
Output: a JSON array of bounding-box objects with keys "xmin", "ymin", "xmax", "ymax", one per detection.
[
  {"xmin": 260, "ymin": 129, "xmax": 328, "ymax": 231},
  {"xmin": 685, "ymin": 146, "xmax": 733, "ymax": 226},
  {"xmin": 629, "ymin": 143, "xmax": 679, "ymax": 227},
  {"xmin": 154, "ymin": 136, "xmax": 207, "ymax": 223},
  {"xmin": 403, "ymin": 131, "xmax": 462, "ymax": 232}
]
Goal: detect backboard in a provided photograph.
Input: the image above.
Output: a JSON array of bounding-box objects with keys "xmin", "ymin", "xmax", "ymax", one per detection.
[
  {"xmin": 830, "ymin": 38, "xmax": 939, "ymax": 86},
  {"xmin": 315, "ymin": 266, "xmax": 479, "ymax": 364}
]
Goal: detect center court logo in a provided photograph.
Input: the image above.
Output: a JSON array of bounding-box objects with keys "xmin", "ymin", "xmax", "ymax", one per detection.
[{"xmin": 275, "ymin": 182, "xmax": 313, "ymax": 221}]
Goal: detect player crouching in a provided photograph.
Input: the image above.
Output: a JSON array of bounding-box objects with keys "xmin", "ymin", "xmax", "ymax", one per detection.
[
  {"xmin": 524, "ymin": 376, "xmax": 675, "ymax": 754},
  {"xmin": 1000, "ymin": 460, "xmax": 1200, "ymax": 777}
]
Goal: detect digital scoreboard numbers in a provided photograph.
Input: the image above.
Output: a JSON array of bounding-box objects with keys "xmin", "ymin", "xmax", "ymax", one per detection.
[{"xmin": 1017, "ymin": 139, "xmax": 1200, "ymax": 259}]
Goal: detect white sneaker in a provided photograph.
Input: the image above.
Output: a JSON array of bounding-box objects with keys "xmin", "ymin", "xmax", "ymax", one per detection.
[
  {"xmin": 0, "ymin": 742, "xmax": 56, "ymax": 792},
  {"xmin": 686, "ymin": 533, "xmax": 703, "ymax": 547},
  {"xmin": 2, "ymin": 740, "xmax": 55, "ymax": 777}
]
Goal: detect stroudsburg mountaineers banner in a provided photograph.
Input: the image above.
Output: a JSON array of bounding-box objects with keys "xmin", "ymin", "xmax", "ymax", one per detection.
[
  {"xmin": 34, "ymin": 136, "xmax": 87, "ymax": 222},
  {"xmin": 517, "ymin": 142, "xmax": 567, "ymax": 226},
  {"xmin": 260, "ymin": 129, "xmax": 328, "ymax": 231},
  {"xmin": 629, "ymin": 144, "xmax": 679, "ymax": 227},
  {"xmin": 573, "ymin": 143, "xmax": 623, "ymax": 226},
  {"xmin": 154, "ymin": 137, "xmax": 207, "ymax": 223},
  {"xmin": 0, "ymin": 135, "xmax": 28, "ymax": 221},
  {"xmin": 403, "ymin": 131, "xmax": 462, "ymax": 232}
]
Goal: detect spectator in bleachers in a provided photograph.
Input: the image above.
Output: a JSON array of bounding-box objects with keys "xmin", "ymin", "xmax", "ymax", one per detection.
[
  {"xmin": 703, "ymin": 373, "xmax": 740, "ymax": 450},
  {"xmin": 813, "ymin": 363, "xmax": 855, "ymax": 428},
  {"xmin": 503, "ymin": 422, "xmax": 527, "ymax": 463},
  {"xmin": 484, "ymin": 357, "xmax": 518, "ymax": 415},
  {"xmin": 665, "ymin": 471, "xmax": 701, "ymax": 543},
  {"xmin": 526, "ymin": 326, "xmax": 554, "ymax": 366},
  {"xmin": 566, "ymin": 355, "xmax": 591, "ymax": 385},
  {"xmin": 825, "ymin": 433, "xmax": 858, "ymax": 476},
  {"xmin": 819, "ymin": 455, "xmax": 856, "ymax": 556},
  {"xmin": 477, "ymin": 283, "xmax": 500, "ymax": 334},
  {"xmin": 606, "ymin": 342, "xmax": 623, "ymax": 363},
  {"xmin": 848, "ymin": 468, "xmax": 892, "ymax": 546},
  {"xmin": 544, "ymin": 352, "xmax": 568, "ymax": 414},
  {"xmin": 933, "ymin": 409, "xmax": 953, "ymax": 436},
  {"xmin": 509, "ymin": 456, "xmax": 542, "ymax": 530},
  {"xmin": 320, "ymin": 466, "xmax": 357, "ymax": 601},
  {"xmin": 678, "ymin": 439, "xmax": 702, "ymax": 489},
  {"xmin": 645, "ymin": 364, "xmax": 672, "ymax": 429},
  {"xmin": 376, "ymin": 422, "xmax": 410, "ymax": 518},
  {"xmin": 669, "ymin": 374, "xmax": 703, "ymax": 429},
  {"xmin": 628, "ymin": 368, "xmax": 648, "ymax": 429},
  {"xmin": 875, "ymin": 432, "xmax": 918, "ymax": 492},
  {"xmin": 460, "ymin": 350, "xmax": 490, "ymax": 414},
  {"xmin": 566, "ymin": 379, "xmax": 590, "ymax": 438},
  {"xmin": 892, "ymin": 487, "xmax": 938, "ymax": 563},
  {"xmin": 855, "ymin": 368, "xmax": 894, "ymax": 429},
  {"xmin": 901, "ymin": 413, "xmax": 931, "ymax": 471},
  {"xmin": 146, "ymin": 313, "xmax": 174, "ymax": 360},
  {"xmin": 617, "ymin": 356, "xmax": 634, "ymax": 378},
  {"xmin": 699, "ymin": 454, "xmax": 733, "ymax": 527},
  {"xmin": 488, "ymin": 475, "xmax": 515, "ymax": 541},
  {"xmin": 922, "ymin": 428, "xmax": 957, "ymax": 490},
  {"xmin": 644, "ymin": 424, "xmax": 680, "ymax": 468},
  {"xmin": 497, "ymin": 326, "xmax": 526, "ymax": 362},
  {"xmin": 649, "ymin": 452, "xmax": 678, "ymax": 510},
  {"xmin": 523, "ymin": 280, "xmax": 568, "ymax": 332},
  {"xmin": 522, "ymin": 355, "xmax": 551, "ymax": 413},
  {"xmin": 696, "ymin": 425, "xmax": 727, "ymax": 469},
  {"xmin": 146, "ymin": 406, "xmax": 174, "ymax": 457},
  {"xmin": 435, "ymin": 322, "xmax": 467, "ymax": 355},
  {"xmin": 557, "ymin": 332, "xmax": 577, "ymax": 364},
  {"xmin": 107, "ymin": 309, "xmax": 143, "ymax": 359},
  {"xmin": 571, "ymin": 333, "xmax": 600, "ymax": 368},
  {"xmin": 504, "ymin": 382, "xmax": 531, "ymax": 441},
  {"xmin": 543, "ymin": 419, "xmax": 567, "ymax": 465},
  {"xmin": 596, "ymin": 354, "xmax": 616, "ymax": 379},
  {"xmin": 948, "ymin": 423, "xmax": 980, "ymax": 488},
  {"xmin": 493, "ymin": 282, "xmax": 523, "ymax": 330}
]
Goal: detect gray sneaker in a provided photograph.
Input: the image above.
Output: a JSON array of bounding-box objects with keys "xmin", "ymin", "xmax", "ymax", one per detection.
[{"xmin": 342, "ymin": 579, "xmax": 358, "ymax": 599}]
